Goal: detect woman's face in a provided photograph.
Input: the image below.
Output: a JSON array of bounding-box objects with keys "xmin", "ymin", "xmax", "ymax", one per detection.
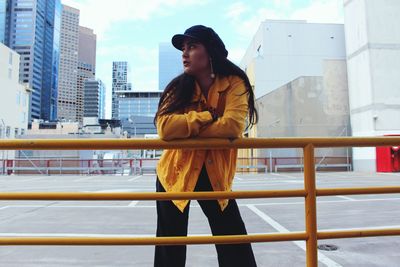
[{"xmin": 181, "ymin": 38, "xmax": 210, "ymax": 76}]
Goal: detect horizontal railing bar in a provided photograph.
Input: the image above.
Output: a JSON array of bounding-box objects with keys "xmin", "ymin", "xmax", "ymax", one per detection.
[
  {"xmin": 0, "ymin": 232, "xmax": 308, "ymax": 246},
  {"xmin": 317, "ymin": 186, "xmax": 400, "ymax": 196},
  {"xmin": 0, "ymin": 190, "xmax": 307, "ymax": 201},
  {"xmin": 1, "ymin": 186, "xmax": 398, "ymax": 201},
  {"xmin": 2, "ymin": 228, "xmax": 399, "ymax": 245},
  {"xmin": 0, "ymin": 137, "xmax": 399, "ymax": 150},
  {"xmin": 318, "ymin": 228, "xmax": 400, "ymax": 239}
]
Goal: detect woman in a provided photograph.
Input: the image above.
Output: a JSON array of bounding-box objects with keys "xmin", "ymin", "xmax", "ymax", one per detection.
[{"xmin": 154, "ymin": 25, "xmax": 258, "ymax": 267}]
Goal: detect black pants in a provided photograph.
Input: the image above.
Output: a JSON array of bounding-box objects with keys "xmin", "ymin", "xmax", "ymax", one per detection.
[{"xmin": 154, "ymin": 166, "xmax": 257, "ymax": 267}]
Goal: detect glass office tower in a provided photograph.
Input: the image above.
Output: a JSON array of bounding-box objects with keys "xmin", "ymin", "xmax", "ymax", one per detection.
[{"xmin": 7, "ymin": 0, "xmax": 61, "ymax": 121}]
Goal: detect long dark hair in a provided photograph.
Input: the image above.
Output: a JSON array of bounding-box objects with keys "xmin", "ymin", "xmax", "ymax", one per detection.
[{"xmin": 155, "ymin": 54, "xmax": 258, "ymax": 130}]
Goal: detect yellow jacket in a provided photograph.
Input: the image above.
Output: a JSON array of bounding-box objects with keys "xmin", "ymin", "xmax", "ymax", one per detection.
[{"xmin": 156, "ymin": 75, "xmax": 248, "ymax": 212}]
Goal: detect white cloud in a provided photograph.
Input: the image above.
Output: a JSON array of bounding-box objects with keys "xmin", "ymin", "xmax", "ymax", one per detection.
[
  {"xmin": 290, "ymin": 0, "xmax": 344, "ymax": 24},
  {"xmin": 226, "ymin": 0, "xmax": 343, "ymax": 41},
  {"xmin": 225, "ymin": 2, "xmax": 249, "ymax": 19},
  {"xmin": 61, "ymin": 0, "xmax": 208, "ymax": 39},
  {"xmin": 228, "ymin": 7, "xmax": 283, "ymax": 41}
]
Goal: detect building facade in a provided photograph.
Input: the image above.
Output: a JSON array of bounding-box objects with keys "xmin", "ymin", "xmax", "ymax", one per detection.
[
  {"xmin": 77, "ymin": 26, "xmax": 96, "ymax": 122},
  {"xmin": 57, "ymin": 4, "xmax": 79, "ymax": 121},
  {"xmin": 5, "ymin": 0, "xmax": 61, "ymax": 122},
  {"xmin": 0, "ymin": 43, "xmax": 30, "ymax": 158},
  {"xmin": 84, "ymin": 79, "xmax": 105, "ymax": 119},
  {"xmin": 116, "ymin": 90, "xmax": 161, "ymax": 137},
  {"xmin": 255, "ymin": 60, "xmax": 351, "ymax": 167},
  {"xmin": 240, "ymin": 20, "xmax": 346, "ymax": 98},
  {"xmin": 344, "ymin": 0, "xmax": 400, "ymax": 171},
  {"xmin": 158, "ymin": 42, "xmax": 182, "ymax": 90},
  {"xmin": 0, "ymin": 0, "xmax": 10, "ymax": 44},
  {"xmin": 112, "ymin": 61, "xmax": 131, "ymax": 119}
]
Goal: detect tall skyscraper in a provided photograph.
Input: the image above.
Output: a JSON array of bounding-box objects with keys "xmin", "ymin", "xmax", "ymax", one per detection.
[
  {"xmin": 158, "ymin": 42, "xmax": 182, "ymax": 90},
  {"xmin": 5, "ymin": 0, "xmax": 61, "ymax": 122},
  {"xmin": 57, "ymin": 4, "xmax": 79, "ymax": 121},
  {"xmin": 0, "ymin": 0, "xmax": 10, "ymax": 44},
  {"xmin": 77, "ymin": 26, "xmax": 96, "ymax": 122},
  {"xmin": 112, "ymin": 61, "xmax": 131, "ymax": 119},
  {"xmin": 84, "ymin": 79, "xmax": 105, "ymax": 119}
]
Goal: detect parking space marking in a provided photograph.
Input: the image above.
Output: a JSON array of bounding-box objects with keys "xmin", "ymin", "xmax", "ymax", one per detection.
[
  {"xmin": 0, "ymin": 206, "xmax": 9, "ymax": 210},
  {"xmin": 74, "ymin": 176, "xmax": 99, "ymax": 182},
  {"xmin": 128, "ymin": 175, "xmax": 143, "ymax": 182},
  {"xmin": 270, "ymin": 173, "xmax": 300, "ymax": 179},
  {"xmin": 379, "ymin": 172, "xmax": 400, "ymax": 177},
  {"xmin": 247, "ymin": 204, "xmax": 343, "ymax": 267},
  {"xmin": 336, "ymin": 195, "xmax": 356, "ymax": 201},
  {"xmin": 128, "ymin": 201, "xmax": 139, "ymax": 207},
  {"xmin": 235, "ymin": 176, "xmax": 243, "ymax": 181}
]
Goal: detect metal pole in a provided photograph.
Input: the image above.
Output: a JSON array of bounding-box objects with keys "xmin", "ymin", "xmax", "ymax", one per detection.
[
  {"xmin": 303, "ymin": 144, "xmax": 318, "ymax": 267},
  {"xmin": 269, "ymin": 150, "xmax": 273, "ymax": 173}
]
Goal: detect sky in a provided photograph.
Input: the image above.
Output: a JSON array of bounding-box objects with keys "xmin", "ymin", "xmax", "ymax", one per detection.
[{"xmin": 61, "ymin": 0, "xmax": 344, "ymax": 119}]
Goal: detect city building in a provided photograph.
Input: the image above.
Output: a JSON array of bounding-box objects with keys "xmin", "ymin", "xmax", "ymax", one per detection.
[
  {"xmin": 5, "ymin": 0, "xmax": 61, "ymax": 122},
  {"xmin": 77, "ymin": 62, "xmax": 95, "ymax": 122},
  {"xmin": 13, "ymin": 119, "xmax": 123, "ymax": 175},
  {"xmin": 112, "ymin": 61, "xmax": 131, "ymax": 119},
  {"xmin": 84, "ymin": 79, "xmax": 105, "ymax": 119},
  {"xmin": 254, "ymin": 59, "xmax": 351, "ymax": 171},
  {"xmin": 240, "ymin": 20, "xmax": 346, "ymax": 98},
  {"xmin": 0, "ymin": 43, "xmax": 30, "ymax": 159},
  {"xmin": 344, "ymin": 0, "xmax": 400, "ymax": 171},
  {"xmin": 77, "ymin": 26, "xmax": 96, "ymax": 122},
  {"xmin": 158, "ymin": 42, "xmax": 182, "ymax": 90},
  {"xmin": 57, "ymin": 4, "xmax": 79, "ymax": 121},
  {"xmin": 0, "ymin": 0, "xmax": 10, "ymax": 44},
  {"xmin": 116, "ymin": 90, "xmax": 161, "ymax": 137}
]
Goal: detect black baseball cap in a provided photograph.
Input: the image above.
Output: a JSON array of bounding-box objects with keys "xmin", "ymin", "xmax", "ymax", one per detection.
[{"xmin": 171, "ymin": 25, "xmax": 228, "ymax": 58}]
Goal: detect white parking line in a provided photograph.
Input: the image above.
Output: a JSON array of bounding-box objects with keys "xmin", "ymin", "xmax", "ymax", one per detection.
[
  {"xmin": 336, "ymin": 195, "xmax": 356, "ymax": 201},
  {"xmin": 0, "ymin": 206, "xmax": 9, "ymax": 210},
  {"xmin": 74, "ymin": 176, "xmax": 98, "ymax": 182},
  {"xmin": 235, "ymin": 176, "xmax": 243, "ymax": 181},
  {"xmin": 128, "ymin": 175, "xmax": 143, "ymax": 182},
  {"xmin": 270, "ymin": 173, "xmax": 300, "ymax": 179},
  {"xmin": 128, "ymin": 201, "xmax": 139, "ymax": 207},
  {"xmin": 379, "ymin": 172, "xmax": 400, "ymax": 177},
  {"xmin": 247, "ymin": 204, "xmax": 343, "ymax": 267}
]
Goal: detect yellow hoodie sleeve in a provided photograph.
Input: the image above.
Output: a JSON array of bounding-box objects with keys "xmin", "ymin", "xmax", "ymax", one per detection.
[
  {"xmin": 157, "ymin": 110, "xmax": 213, "ymax": 141},
  {"xmin": 198, "ymin": 80, "xmax": 248, "ymax": 138}
]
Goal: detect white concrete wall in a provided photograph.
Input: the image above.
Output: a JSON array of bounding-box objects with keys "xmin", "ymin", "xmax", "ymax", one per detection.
[
  {"xmin": 344, "ymin": 0, "xmax": 400, "ymax": 171},
  {"xmin": 0, "ymin": 43, "xmax": 29, "ymax": 158},
  {"xmin": 241, "ymin": 20, "xmax": 346, "ymax": 98},
  {"xmin": 255, "ymin": 60, "xmax": 350, "ymax": 160}
]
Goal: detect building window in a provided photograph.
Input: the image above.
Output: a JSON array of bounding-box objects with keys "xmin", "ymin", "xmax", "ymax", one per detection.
[
  {"xmin": 256, "ymin": 45, "xmax": 262, "ymax": 56},
  {"xmin": 15, "ymin": 128, "xmax": 19, "ymax": 137},
  {"xmin": 6, "ymin": 126, "xmax": 11, "ymax": 138},
  {"xmin": 9, "ymin": 52, "xmax": 13, "ymax": 65},
  {"xmin": 21, "ymin": 112, "xmax": 26, "ymax": 123},
  {"xmin": 8, "ymin": 69, "xmax": 12, "ymax": 79}
]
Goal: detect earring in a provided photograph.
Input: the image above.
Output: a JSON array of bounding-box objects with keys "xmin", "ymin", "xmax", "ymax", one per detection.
[{"xmin": 210, "ymin": 57, "xmax": 215, "ymax": 79}]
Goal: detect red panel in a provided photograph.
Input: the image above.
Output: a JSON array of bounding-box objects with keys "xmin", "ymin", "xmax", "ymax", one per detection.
[
  {"xmin": 376, "ymin": 146, "xmax": 392, "ymax": 172},
  {"xmin": 376, "ymin": 134, "xmax": 400, "ymax": 172}
]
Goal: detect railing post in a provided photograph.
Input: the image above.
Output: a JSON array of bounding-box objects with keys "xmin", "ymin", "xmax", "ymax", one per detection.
[{"xmin": 303, "ymin": 144, "xmax": 318, "ymax": 267}]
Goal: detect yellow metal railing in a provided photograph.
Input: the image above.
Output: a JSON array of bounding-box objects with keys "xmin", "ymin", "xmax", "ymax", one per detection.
[{"xmin": 1, "ymin": 137, "xmax": 400, "ymax": 267}]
